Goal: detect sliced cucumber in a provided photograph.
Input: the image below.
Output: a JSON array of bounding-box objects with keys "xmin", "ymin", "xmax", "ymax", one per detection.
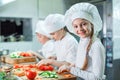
[{"xmin": 38, "ymin": 71, "xmax": 58, "ymax": 78}]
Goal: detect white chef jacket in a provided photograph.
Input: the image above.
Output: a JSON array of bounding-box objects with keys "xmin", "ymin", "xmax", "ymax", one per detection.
[
  {"xmin": 70, "ymin": 36, "xmax": 105, "ymax": 80},
  {"xmin": 41, "ymin": 40, "xmax": 55, "ymax": 58},
  {"xmin": 54, "ymin": 32, "xmax": 78, "ymax": 64}
]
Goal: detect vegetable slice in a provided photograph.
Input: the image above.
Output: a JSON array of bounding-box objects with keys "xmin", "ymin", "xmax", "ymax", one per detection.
[{"xmin": 38, "ymin": 71, "xmax": 58, "ymax": 78}]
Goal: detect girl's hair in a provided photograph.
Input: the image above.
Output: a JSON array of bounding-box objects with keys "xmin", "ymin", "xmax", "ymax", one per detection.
[
  {"xmin": 64, "ymin": 26, "xmax": 70, "ymax": 32},
  {"xmin": 81, "ymin": 24, "xmax": 94, "ymax": 70}
]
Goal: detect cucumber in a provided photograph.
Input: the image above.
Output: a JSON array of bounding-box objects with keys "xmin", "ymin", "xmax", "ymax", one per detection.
[{"xmin": 38, "ymin": 71, "xmax": 58, "ymax": 78}]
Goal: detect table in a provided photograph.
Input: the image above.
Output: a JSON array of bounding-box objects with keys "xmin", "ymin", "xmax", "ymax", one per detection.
[
  {"xmin": 0, "ymin": 59, "xmax": 76, "ymax": 80},
  {"xmin": 20, "ymin": 72, "xmax": 76, "ymax": 80}
]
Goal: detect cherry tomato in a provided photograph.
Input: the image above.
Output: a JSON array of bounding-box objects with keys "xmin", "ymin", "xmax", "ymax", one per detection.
[{"xmin": 25, "ymin": 70, "xmax": 37, "ymax": 80}]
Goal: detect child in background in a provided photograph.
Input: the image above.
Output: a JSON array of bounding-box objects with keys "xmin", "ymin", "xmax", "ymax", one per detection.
[
  {"xmin": 34, "ymin": 20, "xmax": 56, "ymax": 59},
  {"xmin": 37, "ymin": 14, "xmax": 78, "ymax": 67}
]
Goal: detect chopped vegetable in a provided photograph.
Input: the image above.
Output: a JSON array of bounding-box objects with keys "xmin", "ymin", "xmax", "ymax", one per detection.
[
  {"xmin": 19, "ymin": 52, "xmax": 32, "ymax": 57},
  {"xmin": 10, "ymin": 51, "xmax": 23, "ymax": 58},
  {"xmin": 13, "ymin": 64, "xmax": 22, "ymax": 69},
  {"xmin": 39, "ymin": 71, "xmax": 58, "ymax": 78},
  {"xmin": 0, "ymin": 71, "xmax": 18, "ymax": 80},
  {"xmin": 0, "ymin": 71, "xmax": 6, "ymax": 80},
  {"xmin": 10, "ymin": 51, "xmax": 32, "ymax": 58},
  {"xmin": 37, "ymin": 65, "xmax": 54, "ymax": 71}
]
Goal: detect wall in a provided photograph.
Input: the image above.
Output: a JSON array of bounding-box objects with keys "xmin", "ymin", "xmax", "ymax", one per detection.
[
  {"xmin": 38, "ymin": 0, "xmax": 65, "ymax": 18},
  {"xmin": 0, "ymin": 0, "xmax": 65, "ymax": 52},
  {"xmin": 113, "ymin": 0, "xmax": 120, "ymax": 59}
]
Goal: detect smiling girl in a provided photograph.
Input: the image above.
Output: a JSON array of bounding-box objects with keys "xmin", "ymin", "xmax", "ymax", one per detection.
[{"xmin": 58, "ymin": 3, "xmax": 105, "ymax": 80}]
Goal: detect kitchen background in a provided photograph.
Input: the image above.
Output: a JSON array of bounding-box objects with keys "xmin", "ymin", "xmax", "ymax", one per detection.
[{"xmin": 0, "ymin": 0, "xmax": 120, "ymax": 80}]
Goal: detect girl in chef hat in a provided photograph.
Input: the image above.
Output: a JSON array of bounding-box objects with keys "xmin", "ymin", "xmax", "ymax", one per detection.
[
  {"xmin": 58, "ymin": 3, "xmax": 105, "ymax": 80},
  {"xmin": 34, "ymin": 20, "xmax": 56, "ymax": 59},
  {"xmin": 37, "ymin": 14, "xmax": 78, "ymax": 67}
]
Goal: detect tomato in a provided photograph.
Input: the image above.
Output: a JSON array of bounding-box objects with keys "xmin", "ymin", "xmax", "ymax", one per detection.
[
  {"xmin": 38, "ymin": 65, "xmax": 54, "ymax": 71},
  {"xmin": 25, "ymin": 70, "xmax": 37, "ymax": 80},
  {"xmin": 20, "ymin": 52, "xmax": 26, "ymax": 56},
  {"xmin": 24, "ymin": 67, "xmax": 31, "ymax": 71},
  {"xmin": 20, "ymin": 52, "xmax": 32, "ymax": 57},
  {"xmin": 23, "ymin": 65, "xmax": 31, "ymax": 71},
  {"xmin": 13, "ymin": 64, "xmax": 22, "ymax": 69},
  {"xmin": 25, "ymin": 53, "xmax": 32, "ymax": 57},
  {"xmin": 28, "ymin": 64, "xmax": 37, "ymax": 68},
  {"xmin": 28, "ymin": 64, "xmax": 34, "ymax": 68},
  {"xmin": 43, "ymin": 66, "xmax": 49, "ymax": 71},
  {"xmin": 48, "ymin": 65, "xmax": 54, "ymax": 71},
  {"xmin": 37, "ymin": 65, "xmax": 44, "ymax": 70}
]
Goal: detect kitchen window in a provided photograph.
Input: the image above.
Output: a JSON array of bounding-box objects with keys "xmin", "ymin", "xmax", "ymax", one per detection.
[{"xmin": 0, "ymin": 17, "xmax": 32, "ymax": 42}]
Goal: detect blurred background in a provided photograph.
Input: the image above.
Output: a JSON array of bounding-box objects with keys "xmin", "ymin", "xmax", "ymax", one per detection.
[{"xmin": 0, "ymin": 0, "xmax": 119, "ymax": 80}]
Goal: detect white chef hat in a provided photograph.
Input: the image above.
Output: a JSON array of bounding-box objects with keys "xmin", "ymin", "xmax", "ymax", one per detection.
[
  {"xmin": 35, "ymin": 20, "xmax": 51, "ymax": 38},
  {"xmin": 44, "ymin": 14, "xmax": 65, "ymax": 33},
  {"xmin": 65, "ymin": 3, "xmax": 102, "ymax": 36}
]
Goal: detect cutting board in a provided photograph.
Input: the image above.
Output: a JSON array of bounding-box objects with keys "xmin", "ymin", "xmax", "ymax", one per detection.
[
  {"xmin": 4, "ymin": 55, "xmax": 36, "ymax": 64},
  {"xmin": 20, "ymin": 72, "xmax": 76, "ymax": 80},
  {"xmin": 11, "ymin": 64, "xmax": 76, "ymax": 80}
]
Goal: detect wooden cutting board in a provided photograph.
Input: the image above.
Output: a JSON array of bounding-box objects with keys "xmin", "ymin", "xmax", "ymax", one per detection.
[
  {"xmin": 4, "ymin": 55, "xmax": 36, "ymax": 64},
  {"xmin": 58, "ymin": 73, "xmax": 76, "ymax": 80},
  {"xmin": 11, "ymin": 63, "xmax": 76, "ymax": 80},
  {"xmin": 20, "ymin": 72, "xmax": 76, "ymax": 80}
]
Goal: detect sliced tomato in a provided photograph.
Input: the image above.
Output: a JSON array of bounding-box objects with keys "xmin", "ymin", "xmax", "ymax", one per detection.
[
  {"xmin": 28, "ymin": 64, "xmax": 33, "ymax": 68},
  {"xmin": 38, "ymin": 65, "xmax": 44, "ymax": 70},
  {"xmin": 25, "ymin": 53, "xmax": 31, "ymax": 57},
  {"xmin": 20, "ymin": 52, "xmax": 26, "ymax": 56},
  {"xmin": 43, "ymin": 66, "xmax": 50, "ymax": 71},
  {"xmin": 20, "ymin": 52, "xmax": 32, "ymax": 57},
  {"xmin": 22, "ymin": 65, "xmax": 30, "ymax": 71},
  {"xmin": 38, "ymin": 65, "xmax": 54, "ymax": 71},
  {"xmin": 13, "ymin": 64, "xmax": 21, "ymax": 69},
  {"xmin": 48, "ymin": 65, "xmax": 54, "ymax": 71}
]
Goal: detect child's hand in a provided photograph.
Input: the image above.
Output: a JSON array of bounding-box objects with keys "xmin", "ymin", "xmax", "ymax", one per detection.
[
  {"xmin": 57, "ymin": 65, "xmax": 71, "ymax": 73},
  {"xmin": 27, "ymin": 50, "xmax": 36, "ymax": 56},
  {"xmin": 37, "ymin": 59, "xmax": 53, "ymax": 66},
  {"xmin": 27, "ymin": 50, "xmax": 44, "ymax": 59},
  {"xmin": 47, "ymin": 56, "xmax": 57, "ymax": 60}
]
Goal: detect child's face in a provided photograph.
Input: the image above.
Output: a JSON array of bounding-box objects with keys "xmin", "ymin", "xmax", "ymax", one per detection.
[
  {"xmin": 36, "ymin": 33, "xmax": 49, "ymax": 44},
  {"xmin": 72, "ymin": 18, "xmax": 92, "ymax": 38},
  {"xmin": 50, "ymin": 29, "xmax": 64, "ymax": 41}
]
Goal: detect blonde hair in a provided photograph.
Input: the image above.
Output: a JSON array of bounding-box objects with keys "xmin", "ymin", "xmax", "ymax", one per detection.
[{"xmin": 81, "ymin": 24, "xmax": 94, "ymax": 70}]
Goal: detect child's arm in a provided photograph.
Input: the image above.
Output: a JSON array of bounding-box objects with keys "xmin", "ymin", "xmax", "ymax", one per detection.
[{"xmin": 27, "ymin": 50, "xmax": 45, "ymax": 60}]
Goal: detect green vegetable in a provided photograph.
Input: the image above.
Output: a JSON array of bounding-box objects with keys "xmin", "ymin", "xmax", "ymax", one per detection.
[
  {"xmin": 39, "ymin": 71, "xmax": 58, "ymax": 78},
  {"xmin": 16, "ymin": 68, "xmax": 21, "ymax": 71},
  {"xmin": 0, "ymin": 71, "xmax": 6, "ymax": 80},
  {"xmin": 10, "ymin": 51, "xmax": 23, "ymax": 58},
  {"xmin": 0, "ymin": 71, "xmax": 16, "ymax": 80}
]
